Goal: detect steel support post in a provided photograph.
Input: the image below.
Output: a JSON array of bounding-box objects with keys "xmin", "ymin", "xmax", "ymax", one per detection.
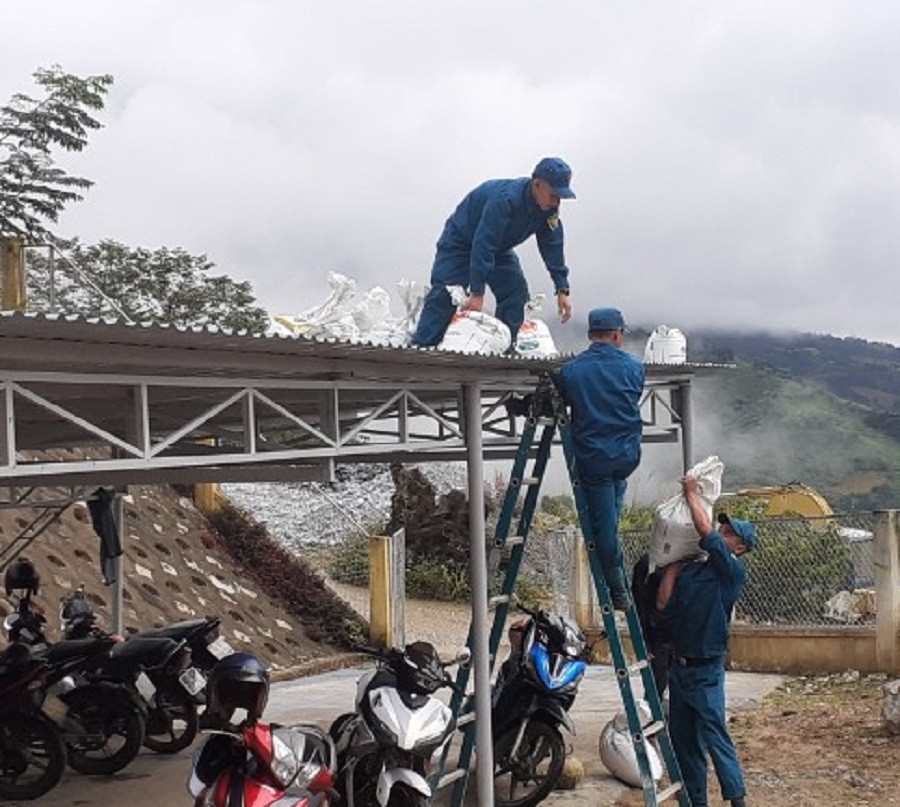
[
  {"xmin": 678, "ymin": 381, "xmax": 694, "ymax": 472},
  {"xmin": 463, "ymin": 382, "xmax": 494, "ymax": 807}
]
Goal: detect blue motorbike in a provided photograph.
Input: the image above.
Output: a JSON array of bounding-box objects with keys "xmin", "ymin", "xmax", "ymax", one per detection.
[{"xmin": 490, "ymin": 606, "xmax": 589, "ymax": 807}]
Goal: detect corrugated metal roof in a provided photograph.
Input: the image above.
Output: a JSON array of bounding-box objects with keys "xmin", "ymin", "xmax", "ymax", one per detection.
[{"xmin": 0, "ymin": 310, "xmax": 728, "ymax": 385}]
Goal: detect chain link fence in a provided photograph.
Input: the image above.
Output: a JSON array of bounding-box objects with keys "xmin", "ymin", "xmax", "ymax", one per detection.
[{"xmin": 614, "ymin": 512, "xmax": 876, "ymax": 629}]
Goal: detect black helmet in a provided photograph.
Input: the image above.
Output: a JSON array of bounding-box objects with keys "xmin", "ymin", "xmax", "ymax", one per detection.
[
  {"xmin": 4, "ymin": 559, "xmax": 40, "ymax": 597},
  {"xmin": 206, "ymin": 652, "xmax": 270, "ymax": 723}
]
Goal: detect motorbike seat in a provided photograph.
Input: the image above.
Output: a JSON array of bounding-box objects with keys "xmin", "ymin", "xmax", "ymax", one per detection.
[
  {"xmin": 110, "ymin": 636, "xmax": 180, "ymax": 667},
  {"xmin": 43, "ymin": 637, "xmax": 115, "ymax": 664}
]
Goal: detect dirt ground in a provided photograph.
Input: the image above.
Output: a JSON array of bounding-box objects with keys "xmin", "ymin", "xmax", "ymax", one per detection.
[{"xmin": 613, "ymin": 671, "xmax": 900, "ymax": 807}]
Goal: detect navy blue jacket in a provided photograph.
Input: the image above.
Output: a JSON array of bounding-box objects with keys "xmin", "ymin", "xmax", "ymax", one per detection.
[
  {"xmin": 556, "ymin": 342, "xmax": 644, "ymax": 468},
  {"xmin": 669, "ymin": 531, "xmax": 747, "ymax": 659},
  {"xmin": 435, "ymin": 178, "xmax": 569, "ymax": 295}
]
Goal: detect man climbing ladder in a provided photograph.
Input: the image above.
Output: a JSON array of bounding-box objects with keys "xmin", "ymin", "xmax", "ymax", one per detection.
[
  {"xmin": 431, "ymin": 373, "xmax": 690, "ymax": 806},
  {"xmin": 555, "ymin": 306, "xmax": 645, "ymax": 610}
]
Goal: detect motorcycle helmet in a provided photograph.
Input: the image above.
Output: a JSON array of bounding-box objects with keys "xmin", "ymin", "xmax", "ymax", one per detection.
[
  {"xmin": 4, "ymin": 559, "xmax": 40, "ymax": 597},
  {"xmin": 206, "ymin": 652, "xmax": 270, "ymax": 723}
]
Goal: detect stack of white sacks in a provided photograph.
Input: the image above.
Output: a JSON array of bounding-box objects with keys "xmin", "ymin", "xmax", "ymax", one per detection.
[{"xmin": 268, "ymin": 272, "xmax": 558, "ymax": 358}]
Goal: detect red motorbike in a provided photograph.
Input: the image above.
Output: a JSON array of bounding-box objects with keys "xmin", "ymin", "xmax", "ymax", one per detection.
[
  {"xmin": 188, "ymin": 653, "xmax": 337, "ymax": 806},
  {"xmin": 189, "ymin": 721, "xmax": 337, "ymax": 807}
]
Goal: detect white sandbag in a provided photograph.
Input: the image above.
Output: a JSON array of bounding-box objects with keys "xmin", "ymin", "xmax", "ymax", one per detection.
[
  {"xmin": 648, "ymin": 455, "xmax": 725, "ymax": 572},
  {"xmin": 515, "ymin": 295, "xmax": 558, "ymax": 358},
  {"xmin": 599, "ymin": 700, "xmax": 663, "ymax": 787},
  {"xmin": 436, "ymin": 285, "xmax": 511, "ymax": 355},
  {"xmin": 643, "ymin": 325, "xmax": 687, "ymax": 364},
  {"xmin": 270, "ymin": 273, "xmax": 422, "ymax": 347},
  {"xmin": 439, "ymin": 310, "xmax": 511, "ymax": 355}
]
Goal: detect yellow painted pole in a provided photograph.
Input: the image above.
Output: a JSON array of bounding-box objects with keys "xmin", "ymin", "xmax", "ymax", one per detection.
[
  {"xmin": 369, "ymin": 535, "xmax": 392, "ymax": 648},
  {"xmin": 193, "ymin": 438, "xmax": 222, "ymax": 513},
  {"xmin": 1, "ymin": 236, "xmax": 27, "ymax": 311}
]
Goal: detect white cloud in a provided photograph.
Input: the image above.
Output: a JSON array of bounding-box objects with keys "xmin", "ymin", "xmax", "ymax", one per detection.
[{"xmin": 1, "ymin": 0, "xmax": 898, "ymax": 344}]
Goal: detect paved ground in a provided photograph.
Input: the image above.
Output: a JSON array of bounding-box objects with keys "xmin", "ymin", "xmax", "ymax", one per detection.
[{"xmin": 24, "ymin": 664, "xmax": 783, "ymax": 806}]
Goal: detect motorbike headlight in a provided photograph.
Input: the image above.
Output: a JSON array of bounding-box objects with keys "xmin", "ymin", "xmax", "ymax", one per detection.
[
  {"xmin": 561, "ymin": 617, "xmax": 586, "ymax": 658},
  {"xmin": 269, "ymin": 732, "xmax": 301, "ymax": 787}
]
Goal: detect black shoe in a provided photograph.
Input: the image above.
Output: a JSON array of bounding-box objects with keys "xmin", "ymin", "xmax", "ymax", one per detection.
[{"xmin": 731, "ymin": 797, "xmax": 747, "ymax": 807}]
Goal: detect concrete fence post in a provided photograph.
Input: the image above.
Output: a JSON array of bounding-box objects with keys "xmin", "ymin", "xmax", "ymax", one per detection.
[
  {"xmin": 572, "ymin": 536, "xmax": 597, "ymax": 632},
  {"xmin": 369, "ymin": 535, "xmax": 393, "ymax": 648},
  {"xmin": 874, "ymin": 510, "xmax": 900, "ymax": 673},
  {"xmin": 390, "ymin": 528, "xmax": 405, "ymax": 649}
]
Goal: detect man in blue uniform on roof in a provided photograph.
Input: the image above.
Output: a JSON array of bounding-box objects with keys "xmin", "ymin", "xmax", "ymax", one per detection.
[
  {"xmin": 660, "ymin": 475, "xmax": 757, "ymax": 807},
  {"xmin": 555, "ymin": 307, "xmax": 644, "ymax": 609},
  {"xmin": 411, "ymin": 157, "xmax": 575, "ymax": 349}
]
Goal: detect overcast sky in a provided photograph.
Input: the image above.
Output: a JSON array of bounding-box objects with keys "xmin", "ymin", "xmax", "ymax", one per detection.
[{"xmin": 2, "ymin": 1, "xmax": 898, "ymax": 346}]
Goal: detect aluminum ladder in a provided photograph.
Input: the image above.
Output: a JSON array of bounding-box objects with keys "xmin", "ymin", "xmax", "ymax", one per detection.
[{"xmin": 429, "ymin": 374, "xmax": 691, "ymax": 807}]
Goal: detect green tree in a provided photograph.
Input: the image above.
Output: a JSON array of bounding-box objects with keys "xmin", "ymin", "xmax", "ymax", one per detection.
[
  {"xmin": 27, "ymin": 238, "xmax": 269, "ymax": 334},
  {"xmin": 0, "ymin": 65, "xmax": 113, "ymax": 238}
]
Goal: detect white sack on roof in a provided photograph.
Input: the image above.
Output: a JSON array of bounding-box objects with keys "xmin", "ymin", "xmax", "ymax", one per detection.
[
  {"xmin": 268, "ymin": 272, "xmax": 420, "ymax": 347},
  {"xmin": 437, "ymin": 285, "xmax": 511, "ymax": 355},
  {"xmin": 515, "ymin": 295, "xmax": 558, "ymax": 358}
]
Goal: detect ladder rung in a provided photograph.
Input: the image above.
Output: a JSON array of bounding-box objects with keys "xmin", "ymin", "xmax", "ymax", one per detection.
[
  {"xmin": 655, "ymin": 782, "xmax": 684, "ymax": 801},
  {"xmin": 504, "ymin": 535, "xmax": 524, "ymax": 547},
  {"xmin": 628, "ymin": 658, "xmax": 650, "ymax": 674},
  {"xmin": 456, "ymin": 712, "xmax": 475, "ymax": 728},
  {"xmin": 642, "ymin": 720, "xmax": 665, "ymax": 738},
  {"xmin": 437, "ymin": 768, "xmax": 468, "ymax": 789},
  {"xmin": 521, "ymin": 477, "xmax": 540, "ymax": 486},
  {"xmin": 488, "ymin": 594, "xmax": 511, "ymax": 609},
  {"xmin": 537, "ymin": 416, "xmax": 555, "ymax": 426}
]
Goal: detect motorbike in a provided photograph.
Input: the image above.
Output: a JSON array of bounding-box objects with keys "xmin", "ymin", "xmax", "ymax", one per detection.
[
  {"xmin": 189, "ymin": 651, "xmax": 337, "ymax": 807},
  {"xmin": 3, "ymin": 595, "xmax": 153, "ymax": 773},
  {"xmin": 189, "ymin": 721, "xmax": 338, "ymax": 807},
  {"xmin": 488, "ymin": 607, "xmax": 589, "ymax": 807},
  {"xmin": 0, "ymin": 642, "xmax": 67, "ymax": 800},
  {"xmin": 329, "ymin": 641, "xmax": 469, "ymax": 807},
  {"xmin": 60, "ymin": 585, "xmax": 233, "ymax": 753}
]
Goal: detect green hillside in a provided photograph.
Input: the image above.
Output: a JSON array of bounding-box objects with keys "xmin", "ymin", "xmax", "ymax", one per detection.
[{"xmin": 691, "ymin": 364, "xmax": 900, "ymax": 510}]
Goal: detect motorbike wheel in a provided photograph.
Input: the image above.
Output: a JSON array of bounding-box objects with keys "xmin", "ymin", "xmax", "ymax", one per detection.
[
  {"xmin": 143, "ymin": 687, "xmax": 199, "ymax": 754},
  {"xmin": 65, "ymin": 700, "xmax": 145, "ymax": 775},
  {"xmin": 386, "ymin": 782, "xmax": 428, "ymax": 806},
  {"xmin": 493, "ymin": 719, "xmax": 566, "ymax": 807},
  {"xmin": 0, "ymin": 712, "xmax": 66, "ymax": 800}
]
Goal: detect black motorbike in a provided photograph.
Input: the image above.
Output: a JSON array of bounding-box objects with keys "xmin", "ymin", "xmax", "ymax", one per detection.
[
  {"xmin": 0, "ymin": 643, "xmax": 67, "ymax": 800},
  {"xmin": 3, "ymin": 562, "xmax": 147, "ymax": 776},
  {"xmin": 488, "ymin": 607, "xmax": 589, "ymax": 807},
  {"xmin": 60, "ymin": 586, "xmax": 230, "ymax": 753}
]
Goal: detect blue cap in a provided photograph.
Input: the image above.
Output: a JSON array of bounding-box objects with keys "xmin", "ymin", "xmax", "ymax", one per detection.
[
  {"xmin": 532, "ymin": 157, "xmax": 576, "ymax": 199},
  {"xmin": 718, "ymin": 513, "xmax": 758, "ymax": 551},
  {"xmin": 588, "ymin": 307, "xmax": 627, "ymax": 332}
]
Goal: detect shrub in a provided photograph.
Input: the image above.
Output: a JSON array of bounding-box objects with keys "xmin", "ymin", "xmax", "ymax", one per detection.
[{"xmin": 207, "ymin": 501, "xmax": 368, "ymax": 648}]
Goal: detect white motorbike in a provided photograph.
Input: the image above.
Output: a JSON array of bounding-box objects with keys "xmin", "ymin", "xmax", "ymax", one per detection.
[{"xmin": 328, "ymin": 641, "xmax": 469, "ymax": 807}]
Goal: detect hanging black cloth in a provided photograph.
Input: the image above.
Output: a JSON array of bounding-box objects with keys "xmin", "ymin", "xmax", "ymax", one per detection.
[{"xmin": 87, "ymin": 487, "xmax": 123, "ymax": 585}]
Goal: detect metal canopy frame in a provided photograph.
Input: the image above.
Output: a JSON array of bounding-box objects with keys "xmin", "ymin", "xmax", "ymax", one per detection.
[{"xmin": 0, "ymin": 312, "xmax": 719, "ymax": 807}]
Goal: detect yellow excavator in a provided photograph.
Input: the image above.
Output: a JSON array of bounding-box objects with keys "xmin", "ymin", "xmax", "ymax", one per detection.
[{"xmin": 716, "ymin": 482, "xmax": 834, "ymax": 519}]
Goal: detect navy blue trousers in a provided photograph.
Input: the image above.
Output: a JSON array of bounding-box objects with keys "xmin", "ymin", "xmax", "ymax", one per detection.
[
  {"xmin": 411, "ymin": 249, "xmax": 529, "ymax": 347},
  {"xmin": 669, "ymin": 660, "xmax": 747, "ymax": 805},
  {"xmin": 578, "ymin": 456, "xmax": 638, "ymax": 594}
]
